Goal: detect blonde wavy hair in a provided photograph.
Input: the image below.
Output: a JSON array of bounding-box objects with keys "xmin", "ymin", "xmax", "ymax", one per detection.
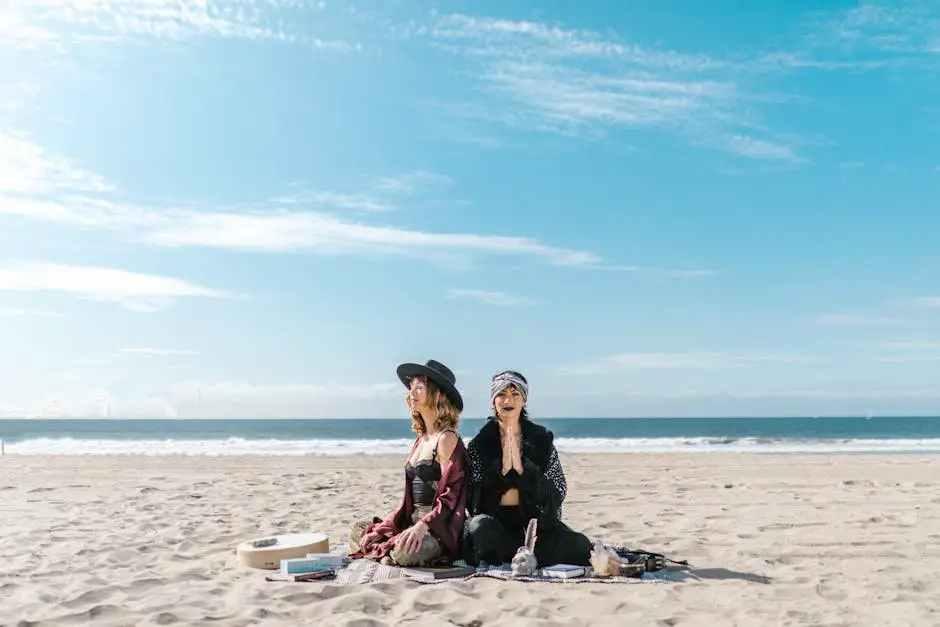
[{"xmin": 408, "ymin": 376, "xmax": 461, "ymax": 436}]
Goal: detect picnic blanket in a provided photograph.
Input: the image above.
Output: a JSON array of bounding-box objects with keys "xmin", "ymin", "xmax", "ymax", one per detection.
[{"xmin": 330, "ymin": 558, "xmax": 675, "ymax": 585}]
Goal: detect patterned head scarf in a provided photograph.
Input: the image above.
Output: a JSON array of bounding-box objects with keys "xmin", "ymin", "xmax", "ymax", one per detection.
[{"xmin": 491, "ymin": 370, "xmax": 529, "ymax": 406}]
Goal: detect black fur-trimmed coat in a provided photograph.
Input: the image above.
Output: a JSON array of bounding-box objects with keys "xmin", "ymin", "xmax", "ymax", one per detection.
[{"xmin": 466, "ymin": 417, "xmax": 568, "ymax": 529}]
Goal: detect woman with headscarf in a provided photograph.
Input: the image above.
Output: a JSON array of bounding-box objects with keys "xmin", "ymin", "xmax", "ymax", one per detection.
[
  {"xmin": 348, "ymin": 359, "xmax": 469, "ymax": 567},
  {"xmin": 462, "ymin": 370, "xmax": 592, "ymax": 567}
]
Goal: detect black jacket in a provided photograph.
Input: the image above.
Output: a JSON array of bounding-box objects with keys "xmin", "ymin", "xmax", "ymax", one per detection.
[{"xmin": 466, "ymin": 417, "xmax": 568, "ymax": 529}]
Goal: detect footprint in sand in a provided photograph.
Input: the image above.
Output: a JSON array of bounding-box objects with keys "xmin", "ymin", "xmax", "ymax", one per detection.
[
  {"xmin": 815, "ymin": 578, "xmax": 849, "ymax": 601},
  {"xmin": 154, "ymin": 612, "xmax": 181, "ymax": 625},
  {"xmin": 62, "ymin": 587, "xmax": 116, "ymax": 609}
]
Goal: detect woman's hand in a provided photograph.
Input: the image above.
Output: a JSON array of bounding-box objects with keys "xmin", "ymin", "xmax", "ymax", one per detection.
[
  {"xmin": 395, "ymin": 521, "xmax": 428, "ymax": 555},
  {"xmin": 500, "ymin": 425, "xmax": 525, "ymax": 475},
  {"xmin": 359, "ymin": 531, "xmax": 382, "ymax": 552},
  {"xmin": 510, "ymin": 431, "xmax": 524, "ymax": 473},
  {"xmin": 501, "ymin": 427, "xmax": 515, "ymax": 474}
]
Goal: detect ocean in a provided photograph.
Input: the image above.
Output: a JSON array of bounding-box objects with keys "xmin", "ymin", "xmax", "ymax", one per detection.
[{"xmin": 2, "ymin": 416, "xmax": 940, "ymax": 455}]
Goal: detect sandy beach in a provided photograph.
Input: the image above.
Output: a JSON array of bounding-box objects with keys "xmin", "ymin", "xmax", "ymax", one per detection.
[{"xmin": 1, "ymin": 452, "xmax": 938, "ymax": 626}]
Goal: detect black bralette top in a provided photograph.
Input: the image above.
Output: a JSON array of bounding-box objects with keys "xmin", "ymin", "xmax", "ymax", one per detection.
[{"xmin": 404, "ymin": 430, "xmax": 453, "ymax": 506}]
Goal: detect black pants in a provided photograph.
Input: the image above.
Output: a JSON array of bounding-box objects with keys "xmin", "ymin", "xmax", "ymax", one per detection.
[{"xmin": 462, "ymin": 508, "xmax": 593, "ymax": 567}]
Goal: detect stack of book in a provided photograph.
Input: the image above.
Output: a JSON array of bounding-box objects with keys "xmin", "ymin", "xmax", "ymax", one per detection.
[
  {"xmin": 264, "ymin": 553, "xmax": 349, "ymax": 582},
  {"xmin": 400, "ymin": 565, "xmax": 476, "ymax": 583},
  {"xmin": 540, "ymin": 564, "xmax": 586, "ymax": 579}
]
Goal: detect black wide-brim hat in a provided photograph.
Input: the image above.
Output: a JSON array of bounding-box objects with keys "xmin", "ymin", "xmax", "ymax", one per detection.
[{"xmin": 396, "ymin": 359, "xmax": 464, "ymax": 412}]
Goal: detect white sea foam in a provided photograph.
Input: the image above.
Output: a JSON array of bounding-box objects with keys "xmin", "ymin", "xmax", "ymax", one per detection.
[
  {"xmin": 554, "ymin": 437, "xmax": 940, "ymax": 454},
  {"xmin": 4, "ymin": 436, "xmax": 940, "ymax": 455}
]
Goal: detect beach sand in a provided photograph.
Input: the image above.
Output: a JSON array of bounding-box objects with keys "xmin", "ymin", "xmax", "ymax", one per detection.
[{"xmin": 1, "ymin": 452, "xmax": 938, "ymax": 626}]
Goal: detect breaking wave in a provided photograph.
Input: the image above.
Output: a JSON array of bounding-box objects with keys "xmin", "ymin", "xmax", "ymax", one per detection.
[{"xmin": 4, "ymin": 436, "xmax": 940, "ymax": 456}]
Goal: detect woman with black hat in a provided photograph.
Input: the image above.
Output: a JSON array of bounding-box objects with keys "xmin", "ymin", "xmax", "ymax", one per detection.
[
  {"xmin": 461, "ymin": 370, "xmax": 592, "ymax": 567},
  {"xmin": 348, "ymin": 360, "xmax": 470, "ymax": 567}
]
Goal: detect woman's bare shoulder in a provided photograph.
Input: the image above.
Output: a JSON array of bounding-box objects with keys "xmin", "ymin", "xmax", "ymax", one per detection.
[{"xmin": 436, "ymin": 430, "xmax": 461, "ymax": 460}]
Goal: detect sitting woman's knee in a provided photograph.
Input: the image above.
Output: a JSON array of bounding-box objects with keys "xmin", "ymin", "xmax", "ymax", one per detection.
[{"xmin": 466, "ymin": 514, "xmax": 498, "ymax": 536}]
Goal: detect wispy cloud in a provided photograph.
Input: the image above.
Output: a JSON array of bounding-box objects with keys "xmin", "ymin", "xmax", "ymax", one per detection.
[
  {"xmin": 656, "ymin": 386, "xmax": 940, "ymax": 400},
  {"xmin": 447, "ymin": 289, "xmax": 535, "ymax": 307},
  {"xmin": 816, "ymin": 312, "xmax": 901, "ymax": 325},
  {"xmin": 271, "ymin": 170, "xmax": 452, "ymax": 211},
  {"xmin": 913, "ymin": 296, "xmax": 940, "ymax": 308},
  {"xmin": 877, "ymin": 341, "xmax": 940, "ymax": 350},
  {"xmin": 421, "ymin": 13, "xmax": 802, "ymax": 162},
  {"xmin": 560, "ymin": 352, "xmax": 813, "ymax": 375},
  {"xmin": 605, "ymin": 265, "xmax": 717, "ymax": 278},
  {"xmin": 0, "ymin": 307, "xmax": 66, "ymax": 318},
  {"xmin": 806, "ymin": 3, "xmax": 940, "ymax": 58},
  {"xmin": 373, "ymin": 170, "xmax": 453, "ymax": 195},
  {"xmin": 0, "ymin": 261, "xmax": 233, "ymax": 312},
  {"xmin": 119, "ymin": 348, "xmax": 199, "ymax": 357},
  {"xmin": 1, "ymin": 0, "xmax": 356, "ymax": 52},
  {"xmin": 0, "ymin": 379, "xmax": 404, "ymax": 419},
  {"xmin": 875, "ymin": 355, "xmax": 940, "ymax": 363},
  {"xmin": 270, "ymin": 189, "xmax": 395, "ymax": 213},
  {"xmin": 0, "ymin": 132, "xmax": 114, "ymax": 194},
  {"xmin": 171, "ymin": 380, "xmax": 400, "ymax": 402},
  {"xmin": 1, "ymin": 196, "xmax": 603, "ymax": 267},
  {"xmin": 0, "ymin": 132, "xmax": 710, "ymax": 273}
]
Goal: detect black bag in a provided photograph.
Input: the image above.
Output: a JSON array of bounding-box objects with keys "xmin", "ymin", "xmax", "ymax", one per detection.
[{"xmin": 610, "ymin": 547, "xmax": 688, "ymax": 577}]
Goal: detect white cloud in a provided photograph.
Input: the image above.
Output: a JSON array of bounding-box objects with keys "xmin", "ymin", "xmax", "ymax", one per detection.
[
  {"xmin": 809, "ymin": 3, "xmax": 940, "ymax": 57},
  {"xmin": 447, "ymin": 289, "xmax": 535, "ymax": 307},
  {"xmin": 0, "ymin": 261, "xmax": 233, "ymax": 312},
  {"xmin": 271, "ymin": 170, "xmax": 452, "ymax": 210},
  {"xmin": 913, "ymin": 297, "xmax": 940, "ymax": 308},
  {"xmin": 0, "ymin": 132, "xmax": 114, "ymax": 194},
  {"xmin": 0, "ymin": 132, "xmax": 713, "ymax": 274},
  {"xmin": 875, "ymin": 355, "xmax": 940, "ymax": 363},
  {"xmin": 1, "ymin": 0, "xmax": 356, "ymax": 52},
  {"xmin": 119, "ymin": 348, "xmax": 198, "ymax": 357},
  {"xmin": 271, "ymin": 190, "xmax": 395, "ymax": 213},
  {"xmin": 605, "ymin": 265, "xmax": 716, "ymax": 278},
  {"xmin": 423, "ymin": 13, "xmax": 800, "ymax": 161},
  {"xmin": 0, "ymin": 307, "xmax": 66, "ymax": 317},
  {"xmin": 80, "ymin": 202, "xmax": 602, "ymax": 266},
  {"xmin": 373, "ymin": 170, "xmax": 453, "ymax": 195},
  {"xmin": 0, "ymin": 4, "xmax": 58, "ymax": 49},
  {"xmin": 816, "ymin": 312, "xmax": 900, "ymax": 325},
  {"xmin": 172, "ymin": 380, "xmax": 400, "ymax": 401},
  {"xmin": 0, "ymin": 133, "xmax": 594, "ymax": 268},
  {"xmin": 659, "ymin": 387, "xmax": 940, "ymax": 400},
  {"xmin": 0, "ymin": 379, "xmax": 407, "ymax": 419},
  {"xmin": 877, "ymin": 341, "xmax": 940, "ymax": 350},
  {"xmin": 561, "ymin": 351, "xmax": 814, "ymax": 374},
  {"xmin": 165, "ymin": 380, "xmax": 404, "ymax": 418}
]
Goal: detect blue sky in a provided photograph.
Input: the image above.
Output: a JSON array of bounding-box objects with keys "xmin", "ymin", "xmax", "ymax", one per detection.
[{"xmin": 1, "ymin": 0, "xmax": 939, "ymax": 418}]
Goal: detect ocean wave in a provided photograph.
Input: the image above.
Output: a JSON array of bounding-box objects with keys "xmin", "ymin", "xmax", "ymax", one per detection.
[
  {"xmin": 4, "ymin": 436, "xmax": 940, "ymax": 455},
  {"xmin": 554, "ymin": 436, "xmax": 940, "ymax": 453}
]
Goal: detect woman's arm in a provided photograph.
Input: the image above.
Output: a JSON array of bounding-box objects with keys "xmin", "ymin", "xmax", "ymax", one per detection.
[{"xmin": 516, "ymin": 442, "xmax": 568, "ymax": 525}]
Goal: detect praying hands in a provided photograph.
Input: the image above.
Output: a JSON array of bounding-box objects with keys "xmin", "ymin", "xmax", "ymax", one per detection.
[{"xmin": 500, "ymin": 425, "xmax": 524, "ymax": 475}]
